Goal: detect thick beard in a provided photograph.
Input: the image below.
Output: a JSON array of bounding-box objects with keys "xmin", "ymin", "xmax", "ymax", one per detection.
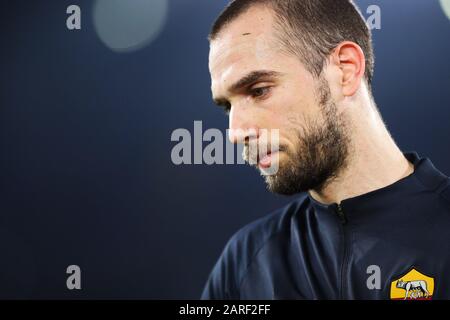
[{"xmin": 264, "ymin": 78, "xmax": 350, "ymax": 196}]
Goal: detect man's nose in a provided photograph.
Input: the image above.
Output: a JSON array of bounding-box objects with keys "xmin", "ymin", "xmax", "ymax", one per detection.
[{"xmin": 228, "ymin": 106, "xmax": 259, "ymax": 144}]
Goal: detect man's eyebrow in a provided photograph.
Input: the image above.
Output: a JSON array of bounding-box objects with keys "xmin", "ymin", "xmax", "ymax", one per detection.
[
  {"xmin": 229, "ymin": 70, "xmax": 282, "ymax": 92},
  {"xmin": 213, "ymin": 70, "xmax": 282, "ymax": 106}
]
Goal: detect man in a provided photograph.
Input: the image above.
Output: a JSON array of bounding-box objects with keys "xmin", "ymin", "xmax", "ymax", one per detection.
[{"xmin": 201, "ymin": 0, "xmax": 450, "ymax": 300}]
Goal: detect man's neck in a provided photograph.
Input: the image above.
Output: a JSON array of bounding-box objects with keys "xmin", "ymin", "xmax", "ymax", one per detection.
[{"xmin": 309, "ymin": 103, "xmax": 415, "ymax": 205}]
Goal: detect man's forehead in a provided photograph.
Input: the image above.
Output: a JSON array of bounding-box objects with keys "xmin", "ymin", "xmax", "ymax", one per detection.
[
  {"xmin": 209, "ymin": 5, "xmax": 277, "ymax": 72},
  {"xmin": 209, "ymin": 36, "xmax": 271, "ymax": 73}
]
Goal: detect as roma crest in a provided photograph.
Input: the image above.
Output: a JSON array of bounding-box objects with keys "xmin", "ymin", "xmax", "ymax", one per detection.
[{"xmin": 390, "ymin": 267, "xmax": 434, "ymax": 300}]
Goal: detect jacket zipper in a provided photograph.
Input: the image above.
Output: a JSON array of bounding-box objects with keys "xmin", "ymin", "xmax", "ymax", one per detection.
[
  {"xmin": 337, "ymin": 203, "xmax": 348, "ymax": 299},
  {"xmin": 337, "ymin": 203, "xmax": 347, "ymax": 224}
]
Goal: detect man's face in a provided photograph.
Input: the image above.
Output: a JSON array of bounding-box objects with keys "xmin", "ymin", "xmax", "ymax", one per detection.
[{"xmin": 209, "ymin": 6, "xmax": 349, "ymax": 195}]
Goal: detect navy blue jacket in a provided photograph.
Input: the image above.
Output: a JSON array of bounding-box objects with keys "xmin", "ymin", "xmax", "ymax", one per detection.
[{"xmin": 201, "ymin": 152, "xmax": 450, "ymax": 300}]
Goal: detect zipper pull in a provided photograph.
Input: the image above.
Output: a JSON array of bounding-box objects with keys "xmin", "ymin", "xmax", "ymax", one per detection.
[{"xmin": 336, "ymin": 203, "xmax": 347, "ymax": 224}]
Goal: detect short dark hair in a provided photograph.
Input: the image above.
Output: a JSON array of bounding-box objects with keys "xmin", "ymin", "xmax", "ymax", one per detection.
[{"xmin": 209, "ymin": 0, "xmax": 374, "ymax": 87}]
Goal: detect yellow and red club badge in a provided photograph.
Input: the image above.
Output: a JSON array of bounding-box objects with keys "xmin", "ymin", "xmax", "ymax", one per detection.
[{"xmin": 390, "ymin": 267, "xmax": 434, "ymax": 300}]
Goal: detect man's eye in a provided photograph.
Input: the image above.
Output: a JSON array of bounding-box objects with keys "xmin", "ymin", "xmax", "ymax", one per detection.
[{"xmin": 250, "ymin": 87, "xmax": 270, "ymax": 98}]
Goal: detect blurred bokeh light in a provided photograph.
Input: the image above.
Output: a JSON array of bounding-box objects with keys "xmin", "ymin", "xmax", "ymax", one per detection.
[
  {"xmin": 93, "ymin": 0, "xmax": 168, "ymax": 53},
  {"xmin": 441, "ymin": 0, "xmax": 450, "ymax": 20}
]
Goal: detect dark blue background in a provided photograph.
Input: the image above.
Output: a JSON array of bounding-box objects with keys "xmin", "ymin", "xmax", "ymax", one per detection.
[{"xmin": 1, "ymin": 0, "xmax": 449, "ymax": 298}]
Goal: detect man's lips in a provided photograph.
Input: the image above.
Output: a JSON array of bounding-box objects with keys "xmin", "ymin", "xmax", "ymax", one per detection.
[{"xmin": 258, "ymin": 150, "xmax": 279, "ymax": 169}]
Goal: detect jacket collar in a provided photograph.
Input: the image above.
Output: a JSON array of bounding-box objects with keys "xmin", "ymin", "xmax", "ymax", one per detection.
[{"xmin": 308, "ymin": 152, "xmax": 448, "ymax": 219}]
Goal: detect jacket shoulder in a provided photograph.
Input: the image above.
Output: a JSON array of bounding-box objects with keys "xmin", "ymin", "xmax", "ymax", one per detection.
[{"xmin": 201, "ymin": 193, "xmax": 310, "ymax": 299}]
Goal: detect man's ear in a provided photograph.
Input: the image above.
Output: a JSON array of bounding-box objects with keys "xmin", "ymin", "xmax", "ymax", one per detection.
[{"xmin": 331, "ymin": 41, "xmax": 366, "ymax": 97}]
